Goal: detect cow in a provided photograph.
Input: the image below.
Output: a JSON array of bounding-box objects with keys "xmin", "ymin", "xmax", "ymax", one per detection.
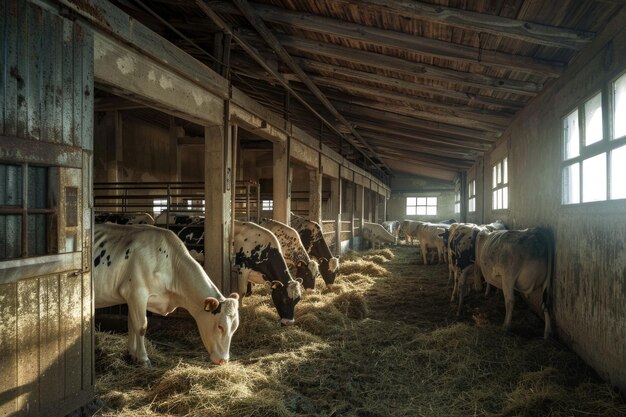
[
  {"xmin": 233, "ymin": 221, "xmax": 302, "ymax": 325},
  {"xmin": 154, "ymin": 211, "xmax": 204, "ymax": 226},
  {"xmin": 382, "ymin": 220, "xmax": 400, "ymax": 241},
  {"xmin": 259, "ymin": 218, "xmax": 320, "ymax": 293},
  {"xmin": 362, "ymin": 222, "xmax": 397, "ymax": 248},
  {"xmin": 290, "ymin": 214, "xmax": 340, "ymax": 286},
  {"xmin": 398, "ymin": 220, "xmax": 422, "ymax": 245},
  {"xmin": 95, "ymin": 212, "xmax": 155, "ymax": 225},
  {"xmin": 93, "ymin": 224, "xmax": 240, "ymax": 366},
  {"xmin": 416, "ymin": 222, "xmax": 449, "ymax": 264},
  {"xmin": 474, "ymin": 227, "xmax": 553, "ymax": 339},
  {"xmin": 177, "ymin": 225, "xmax": 205, "ymax": 263}
]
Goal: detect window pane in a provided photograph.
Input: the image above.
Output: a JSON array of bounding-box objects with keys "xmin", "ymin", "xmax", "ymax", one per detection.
[
  {"xmin": 584, "ymin": 93, "xmax": 603, "ymax": 146},
  {"xmin": 469, "ymin": 197, "xmax": 475, "ymax": 212},
  {"xmin": 492, "ymin": 165, "xmax": 497, "ymax": 188},
  {"xmin": 426, "ymin": 206, "xmax": 437, "ymax": 215},
  {"xmin": 28, "ymin": 166, "xmax": 49, "ymax": 209},
  {"xmin": 492, "ymin": 190, "xmax": 497, "ymax": 210},
  {"xmin": 562, "ymin": 163, "xmax": 580, "ymax": 204},
  {"xmin": 427, "ymin": 197, "xmax": 437, "ymax": 206},
  {"xmin": 406, "ymin": 206, "xmax": 416, "ymax": 216},
  {"xmin": 0, "ymin": 215, "xmax": 22, "ymax": 260},
  {"xmin": 582, "ymin": 153, "xmax": 607, "ymax": 202},
  {"xmin": 503, "ymin": 187, "xmax": 508, "ymax": 209},
  {"xmin": 613, "ymin": 74, "xmax": 626, "ymax": 139},
  {"xmin": 416, "ymin": 206, "xmax": 426, "ymax": 215},
  {"xmin": 611, "ymin": 145, "xmax": 626, "ymax": 199},
  {"xmin": 417, "ymin": 197, "xmax": 426, "ymax": 205},
  {"xmin": 564, "ymin": 110, "xmax": 580, "ymax": 159},
  {"xmin": 0, "ymin": 164, "xmax": 23, "ymax": 206},
  {"xmin": 454, "ymin": 203, "xmax": 460, "ymax": 214},
  {"xmin": 496, "ymin": 162, "xmax": 502, "ymax": 184},
  {"xmin": 28, "ymin": 214, "xmax": 47, "ymax": 256},
  {"xmin": 503, "ymin": 158, "xmax": 508, "ymax": 184},
  {"xmin": 406, "ymin": 197, "xmax": 416, "ymax": 206}
]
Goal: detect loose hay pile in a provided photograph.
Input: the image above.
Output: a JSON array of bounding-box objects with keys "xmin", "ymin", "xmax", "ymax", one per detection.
[{"xmin": 94, "ymin": 247, "xmax": 626, "ymax": 417}]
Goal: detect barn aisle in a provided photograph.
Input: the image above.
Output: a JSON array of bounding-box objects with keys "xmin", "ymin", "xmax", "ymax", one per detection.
[{"xmin": 93, "ymin": 247, "xmax": 626, "ymax": 417}]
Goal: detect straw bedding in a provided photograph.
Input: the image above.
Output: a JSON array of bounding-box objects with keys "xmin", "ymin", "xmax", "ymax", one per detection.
[{"xmin": 93, "ymin": 247, "xmax": 626, "ymax": 417}]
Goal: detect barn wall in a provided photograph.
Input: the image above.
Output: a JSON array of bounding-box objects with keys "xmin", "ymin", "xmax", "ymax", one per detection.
[
  {"xmin": 469, "ymin": 11, "xmax": 626, "ymax": 393},
  {"xmin": 387, "ymin": 175, "xmax": 456, "ymax": 222},
  {"xmin": 0, "ymin": 1, "xmax": 94, "ymax": 415}
]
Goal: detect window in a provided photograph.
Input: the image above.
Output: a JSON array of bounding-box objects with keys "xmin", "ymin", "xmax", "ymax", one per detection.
[
  {"xmin": 406, "ymin": 197, "xmax": 437, "ymax": 216},
  {"xmin": 0, "ymin": 164, "xmax": 58, "ymax": 260},
  {"xmin": 186, "ymin": 199, "xmax": 205, "ymax": 210},
  {"xmin": 562, "ymin": 75, "xmax": 626, "ymax": 205},
  {"xmin": 153, "ymin": 199, "xmax": 167, "ymax": 216},
  {"xmin": 454, "ymin": 191, "xmax": 460, "ymax": 214},
  {"xmin": 468, "ymin": 180, "xmax": 476, "ymax": 212},
  {"xmin": 262, "ymin": 200, "xmax": 273, "ymax": 211},
  {"xmin": 492, "ymin": 158, "xmax": 508, "ymax": 210}
]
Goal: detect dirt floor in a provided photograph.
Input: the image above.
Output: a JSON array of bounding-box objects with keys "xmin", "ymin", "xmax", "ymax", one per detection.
[{"xmin": 93, "ymin": 246, "xmax": 626, "ymax": 417}]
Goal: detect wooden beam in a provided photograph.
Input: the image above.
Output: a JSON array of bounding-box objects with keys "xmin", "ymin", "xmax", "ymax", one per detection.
[
  {"xmin": 228, "ymin": 0, "xmax": 392, "ymax": 174},
  {"xmin": 364, "ymin": 135, "xmax": 479, "ymax": 162},
  {"xmin": 306, "ymin": 76, "xmax": 513, "ymax": 127},
  {"xmin": 292, "ymin": 58, "xmax": 526, "ymax": 111},
  {"xmin": 384, "ymin": 159, "xmax": 458, "ymax": 181},
  {"xmin": 269, "ymin": 33, "xmax": 543, "ymax": 96},
  {"xmin": 337, "ymin": 0, "xmax": 595, "ymax": 50},
  {"xmin": 195, "ymin": 0, "xmax": 390, "ymax": 178},
  {"xmin": 212, "ymin": 1, "xmax": 565, "ymax": 76},
  {"xmin": 94, "ymin": 96, "xmax": 147, "ymax": 112}
]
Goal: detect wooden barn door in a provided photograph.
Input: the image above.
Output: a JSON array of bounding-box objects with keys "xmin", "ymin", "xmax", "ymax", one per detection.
[{"xmin": 0, "ymin": 1, "xmax": 95, "ymax": 416}]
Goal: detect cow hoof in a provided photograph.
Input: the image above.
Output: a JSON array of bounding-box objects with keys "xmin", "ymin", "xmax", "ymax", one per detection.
[{"xmin": 138, "ymin": 358, "xmax": 152, "ymax": 368}]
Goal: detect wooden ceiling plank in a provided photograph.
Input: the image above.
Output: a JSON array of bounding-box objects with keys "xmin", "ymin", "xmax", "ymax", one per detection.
[
  {"xmin": 337, "ymin": 0, "xmax": 595, "ymax": 50},
  {"xmin": 271, "ymin": 34, "xmax": 543, "ymax": 96},
  {"xmin": 225, "ymin": 0, "xmax": 391, "ymax": 174},
  {"xmin": 212, "ymin": 1, "xmax": 565, "ymax": 76}
]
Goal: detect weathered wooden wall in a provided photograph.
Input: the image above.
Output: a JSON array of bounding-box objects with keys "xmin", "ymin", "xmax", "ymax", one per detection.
[
  {"xmin": 0, "ymin": 0, "xmax": 94, "ymax": 415},
  {"xmin": 387, "ymin": 175, "xmax": 456, "ymax": 222},
  {"xmin": 471, "ymin": 8, "xmax": 626, "ymax": 394}
]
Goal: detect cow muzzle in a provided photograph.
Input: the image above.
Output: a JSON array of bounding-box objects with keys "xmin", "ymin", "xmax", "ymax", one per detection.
[
  {"xmin": 211, "ymin": 357, "xmax": 228, "ymax": 365},
  {"xmin": 280, "ymin": 318, "xmax": 296, "ymax": 326}
]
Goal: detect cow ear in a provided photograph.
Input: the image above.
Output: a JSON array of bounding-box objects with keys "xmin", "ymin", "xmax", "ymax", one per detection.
[
  {"xmin": 318, "ymin": 257, "xmax": 327, "ymax": 263},
  {"xmin": 228, "ymin": 292, "xmax": 240, "ymax": 301},
  {"xmin": 271, "ymin": 280, "xmax": 284, "ymax": 289},
  {"xmin": 204, "ymin": 297, "xmax": 220, "ymax": 312},
  {"xmin": 295, "ymin": 278, "xmax": 303, "ymax": 284}
]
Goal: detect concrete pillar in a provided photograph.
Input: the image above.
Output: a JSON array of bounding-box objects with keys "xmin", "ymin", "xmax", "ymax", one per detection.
[
  {"xmin": 272, "ymin": 138, "xmax": 290, "ymax": 223},
  {"xmin": 356, "ymin": 184, "xmax": 364, "ymax": 249},
  {"xmin": 309, "ymin": 168, "xmax": 322, "ymax": 225},
  {"xmin": 204, "ymin": 124, "xmax": 232, "ymax": 293},
  {"xmin": 330, "ymin": 170, "xmax": 342, "ymax": 255},
  {"xmin": 460, "ymin": 171, "xmax": 468, "ymax": 223}
]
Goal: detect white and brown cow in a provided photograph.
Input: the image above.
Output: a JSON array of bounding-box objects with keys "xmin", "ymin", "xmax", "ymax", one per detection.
[
  {"xmin": 290, "ymin": 214, "xmax": 340, "ymax": 286},
  {"xmin": 474, "ymin": 227, "xmax": 553, "ymax": 339},
  {"xmin": 233, "ymin": 221, "xmax": 302, "ymax": 325},
  {"xmin": 362, "ymin": 222, "xmax": 397, "ymax": 248},
  {"xmin": 93, "ymin": 224, "xmax": 240, "ymax": 366},
  {"xmin": 381, "ymin": 220, "xmax": 400, "ymax": 241},
  {"xmin": 398, "ymin": 220, "xmax": 422, "ymax": 245},
  {"xmin": 95, "ymin": 212, "xmax": 155, "ymax": 225},
  {"xmin": 416, "ymin": 222, "xmax": 449, "ymax": 265},
  {"xmin": 259, "ymin": 218, "xmax": 320, "ymax": 293}
]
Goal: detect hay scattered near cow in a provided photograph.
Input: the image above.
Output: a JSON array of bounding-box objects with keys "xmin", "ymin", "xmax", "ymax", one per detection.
[
  {"xmin": 94, "ymin": 246, "xmax": 626, "ymax": 417},
  {"xmin": 338, "ymin": 259, "xmax": 390, "ymax": 277}
]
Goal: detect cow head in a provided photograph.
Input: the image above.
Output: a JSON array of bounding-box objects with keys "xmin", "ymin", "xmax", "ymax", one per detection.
[
  {"xmin": 196, "ymin": 293, "xmax": 240, "ymax": 365},
  {"xmin": 294, "ymin": 259, "xmax": 317, "ymax": 292},
  {"xmin": 316, "ymin": 253, "xmax": 340, "ymax": 285},
  {"xmin": 268, "ymin": 280, "xmax": 302, "ymax": 325}
]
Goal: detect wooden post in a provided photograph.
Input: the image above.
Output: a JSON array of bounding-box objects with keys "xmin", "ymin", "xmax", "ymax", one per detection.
[
  {"xmin": 331, "ymin": 169, "xmax": 342, "ymax": 255},
  {"xmin": 357, "ymin": 184, "xmax": 365, "ymax": 249},
  {"xmin": 272, "ymin": 137, "xmax": 290, "ymax": 223},
  {"xmin": 383, "ymin": 193, "xmax": 388, "ymax": 222},
  {"xmin": 204, "ymin": 123, "xmax": 232, "ymax": 293},
  {"xmin": 106, "ymin": 110, "xmax": 122, "ymax": 183},
  {"xmin": 460, "ymin": 171, "xmax": 468, "ymax": 223},
  {"xmin": 308, "ymin": 168, "xmax": 322, "ymax": 224}
]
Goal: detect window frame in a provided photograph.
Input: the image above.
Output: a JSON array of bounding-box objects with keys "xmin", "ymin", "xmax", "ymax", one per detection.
[
  {"xmin": 0, "ymin": 163, "xmax": 58, "ymax": 260},
  {"xmin": 468, "ymin": 179, "xmax": 476, "ymax": 213},
  {"xmin": 492, "ymin": 157, "xmax": 509, "ymax": 211},
  {"xmin": 261, "ymin": 199, "xmax": 274, "ymax": 211},
  {"xmin": 561, "ymin": 75, "xmax": 626, "ymax": 206},
  {"xmin": 454, "ymin": 191, "xmax": 460, "ymax": 214},
  {"xmin": 405, "ymin": 196, "xmax": 438, "ymax": 216}
]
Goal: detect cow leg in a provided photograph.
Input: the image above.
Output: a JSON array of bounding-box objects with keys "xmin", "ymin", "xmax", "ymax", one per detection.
[
  {"xmin": 502, "ymin": 282, "xmax": 515, "ymax": 331},
  {"xmin": 450, "ymin": 270, "xmax": 458, "ymax": 302},
  {"xmin": 421, "ymin": 243, "xmax": 428, "ymax": 265},
  {"xmin": 127, "ymin": 290, "xmax": 151, "ymax": 367},
  {"xmin": 456, "ymin": 268, "xmax": 470, "ymax": 316},
  {"xmin": 484, "ymin": 283, "xmax": 491, "ymax": 297}
]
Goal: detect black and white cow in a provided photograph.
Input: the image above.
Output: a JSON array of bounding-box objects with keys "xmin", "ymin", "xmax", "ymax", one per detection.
[
  {"xmin": 95, "ymin": 212, "xmax": 155, "ymax": 225},
  {"xmin": 290, "ymin": 214, "xmax": 340, "ymax": 286},
  {"xmin": 93, "ymin": 224, "xmax": 240, "ymax": 366},
  {"xmin": 259, "ymin": 218, "xmax": 319, "ymax": 293},
  {"xmin": 154, "ymin": 211, "xmax": 204, "ymax": 226},
  {"xmin": 233, "ymin": 221, "xmax": 302, "ymax": 325}
]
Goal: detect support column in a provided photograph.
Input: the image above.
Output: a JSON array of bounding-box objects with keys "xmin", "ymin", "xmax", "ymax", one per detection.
[
  {"xmin": 204, "ymin": 123, "xmax": 232, "ymax": 293},
  {"xmin": 356, "ymin": 184, "xmax": 364, "ymax": 249},
  {"xmin": 106, "ymin": 110, "xmax": 122, "ymax": 183},
  {"xmin": 331, "ymin": 170, "xmax": 342, "ymax": 255},
  {"xmin": 460, "ymin": 171, "xmax": 468, "ymax": 223},
  {"xmin": 309, "ymin": 168, "xmax": 322, "ymax": 225},
  {"xmin": 374, "ymin": 193, "xmax": 380, "ymax": 223},
  {"xmin": 383, "ymin": 193, "xmax": 388, "ymax": 222},
  {"xmin": 272, "ymin": 138, "xmax": 291, "ymax": 223}
]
